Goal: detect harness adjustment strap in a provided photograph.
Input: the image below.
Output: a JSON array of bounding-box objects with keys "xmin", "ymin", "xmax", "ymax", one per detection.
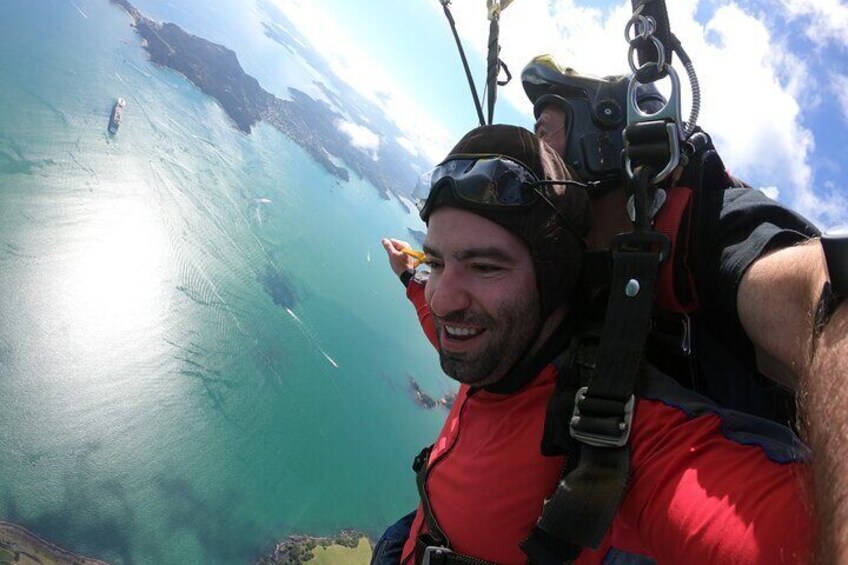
[
  {"xmin": 525, "ymin": 218, "xmax": 665, "ymax": 558},
  {"xmin": 414, "ymin": 446, "xmax": 450, "ymax": 548},
  {"xmin": 536, "ymin": 445, "xmax": 631, "ymax": 549}
]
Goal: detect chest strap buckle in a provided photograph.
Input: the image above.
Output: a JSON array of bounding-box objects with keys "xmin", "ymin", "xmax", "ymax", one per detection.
[{"xmin": 421, "ymin": 545, "xmax": 454, "ymax": 565}]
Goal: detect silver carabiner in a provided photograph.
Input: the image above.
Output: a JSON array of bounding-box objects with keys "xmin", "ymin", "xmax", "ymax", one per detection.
[
  {"xmin": 628, "ymin": 35, "xmax": 666, "ymax": 77},
  {"xmin": 624, "ymin": 13, "xmax": 655, "ymax": 44}
]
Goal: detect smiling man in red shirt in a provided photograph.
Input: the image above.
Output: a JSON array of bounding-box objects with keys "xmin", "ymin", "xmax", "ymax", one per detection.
[{"xmin": 374, "ymin": 124, "xmax": 812, "ymax": 565}]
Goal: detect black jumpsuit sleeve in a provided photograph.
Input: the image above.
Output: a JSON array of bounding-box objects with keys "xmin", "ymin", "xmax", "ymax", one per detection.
[{"xmin": 697, "ymin": 187, "xmax": 820, "ymax": 359}]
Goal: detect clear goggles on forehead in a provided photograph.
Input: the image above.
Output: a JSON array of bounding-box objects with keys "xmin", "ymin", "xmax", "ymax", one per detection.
[{"xmin": 413, "ymin": 155, "xmax": 544, "ymax": 219}]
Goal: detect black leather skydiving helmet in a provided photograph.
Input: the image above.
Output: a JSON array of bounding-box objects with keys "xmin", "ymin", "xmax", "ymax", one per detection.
[{"xmin": 522, "ymin": 55, "xmax": 666, "ymax": 185}]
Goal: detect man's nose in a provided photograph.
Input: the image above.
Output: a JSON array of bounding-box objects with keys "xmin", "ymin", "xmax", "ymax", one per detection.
[{"xmin": 427, "ymin": 268, "xmax": 471, "ymax": 318}]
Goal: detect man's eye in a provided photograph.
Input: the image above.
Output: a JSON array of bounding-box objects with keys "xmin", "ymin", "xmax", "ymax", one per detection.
[
  {"xmin": 423, "ymin": 259, "xmax": 443, "ymax": 270},
  {"xmin": 473, "ymin": 264, "xmax": 502, "ymax": 273}
]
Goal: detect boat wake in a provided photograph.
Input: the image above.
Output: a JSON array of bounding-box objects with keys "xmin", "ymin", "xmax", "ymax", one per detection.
[
  {"xmin": 285, "ymin": 307, "xmax": 339, "ymax": 369},
  {"xmin": 71, "ymin": 1, "xmax": 88, "ymax": 18}
]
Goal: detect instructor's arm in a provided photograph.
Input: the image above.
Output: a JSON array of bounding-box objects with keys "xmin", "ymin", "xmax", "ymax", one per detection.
[{"xmin": 738, "ymin": 239, "xmax": 848, "ymax": 562}]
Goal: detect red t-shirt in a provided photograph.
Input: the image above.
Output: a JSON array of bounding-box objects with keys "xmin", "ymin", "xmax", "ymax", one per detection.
[{"xmin": 402, "ymin": 280, "xmax": 813, "ymax": 564}]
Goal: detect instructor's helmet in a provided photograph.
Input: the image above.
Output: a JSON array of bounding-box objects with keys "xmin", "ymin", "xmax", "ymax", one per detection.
[
  {"xmin": 415, "ymin": 125, "xmax": 592, "ymax": 319},
  {"xmin": 522, "ymin": 54, "xmax": 666, "ymax": 185}
]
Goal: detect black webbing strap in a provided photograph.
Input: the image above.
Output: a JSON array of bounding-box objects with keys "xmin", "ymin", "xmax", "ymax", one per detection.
[
  {"xmin": 413, "ymin": 446, "xmax": 499, "ymax": 565},
  {"xmin": 413, "ymin": 445, "xmax": 450, "ymax": 547},
  {"xmin": 523, "ymin": 168, "xmax": 667, "ymax": 562},
  {"xmin": 587, "ymin": 247, "xmax": 661, "ymax": 402}
]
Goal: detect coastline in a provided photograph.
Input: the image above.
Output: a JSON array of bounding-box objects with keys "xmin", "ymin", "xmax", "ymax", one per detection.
[
  {"xmin": 0, "ymin": 521, "xmax": 111, "ymax": 565},
  {"xmin": 108, "ymin": 0, "xmax": 430, "ymax": 201},
  {"xmin": 255, "ymin": 529, "xmax": 372, "ymax": 564},
  {"xmin": 0, "ymin": 520, "xmax": 373, "ymax": 565}
]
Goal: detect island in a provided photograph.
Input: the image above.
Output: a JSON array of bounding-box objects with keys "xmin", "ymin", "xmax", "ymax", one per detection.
[
  {"xmin": 409, "ymin": 376, "xmax": 456, "ymax": 411},
  {"xmin": 109, "ymin": 0, "xmax": 432, "ymax": 200},
  {"xmin": 255, "ymin": 530, "xmax": 372, "ymax": 565},
  {"xmin": 0, "ymin": 522, "xmax": 111, "ymax": 565},
  {"xmin": 406, "ymin": 228, "xmax": 426, "ymax": 247}
]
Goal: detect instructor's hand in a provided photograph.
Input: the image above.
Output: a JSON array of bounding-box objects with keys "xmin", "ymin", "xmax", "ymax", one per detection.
[{"xmin": 382, "ymin": 238, "xmax": 418, "ymax": 277}]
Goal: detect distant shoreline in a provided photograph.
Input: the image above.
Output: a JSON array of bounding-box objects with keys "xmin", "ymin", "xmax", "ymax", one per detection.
[{"xmin": 0, "ymin": 521, "xmax": 111, "ymax": 565}]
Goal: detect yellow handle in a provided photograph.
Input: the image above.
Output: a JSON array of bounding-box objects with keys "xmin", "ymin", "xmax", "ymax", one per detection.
[{"xmin": 400, "ymin": 247, "xmax": 426, "ymax": 267}]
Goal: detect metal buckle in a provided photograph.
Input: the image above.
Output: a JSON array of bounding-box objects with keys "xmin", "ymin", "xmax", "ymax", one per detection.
[
  {"xmin": 569, "ymin": 387, "xmax": 635, "ymax": 448},
  {"xmin": 422, "ymin": 545, "xmax": 453, "ymax": 565},
  {"xmin": 680, "ymin": 313, "xmax": 691, "ymax": 355},
  {"xmin": 651, "ymin": 311, "xmax": 692, "ymax": 356},
  {"xmin": 624, "ymin": 66, "xmax": 683, "ymax": 185},
  {"xmin": 611, "ymin": 231, "xmax": 671, "ymax": 264}
]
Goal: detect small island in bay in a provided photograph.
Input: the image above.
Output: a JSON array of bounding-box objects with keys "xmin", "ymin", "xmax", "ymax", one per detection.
[
  {"xmin": 0, "ymin": 521, "xmax": 111, "ymax": 565},
  {"xmin": 255, "ymin": 529, "xmax": 372, "ymax": 565},
  {"xmin": 409, "ymin": 376, "xmax": 456, "ymax": 411}
]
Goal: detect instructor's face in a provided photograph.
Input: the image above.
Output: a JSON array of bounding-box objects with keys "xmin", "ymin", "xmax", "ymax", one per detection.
[
  {"xmin": 535, "ymin": 104, "xmax": 567, "ymax": 157},
  {"xmin": 423, "ymin": 207, "xmax": 542, "ymax": 387}
]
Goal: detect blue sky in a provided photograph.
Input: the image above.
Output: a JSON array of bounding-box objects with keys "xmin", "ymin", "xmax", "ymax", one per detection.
[{"xmin": 275, "ymin": 0, "xmax": 846, "ymax": 229}]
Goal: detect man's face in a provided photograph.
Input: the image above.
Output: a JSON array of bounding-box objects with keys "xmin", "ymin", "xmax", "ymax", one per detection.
[
  {"xmin": 535, "ymin": 104, "xmax": 567, "ymax": 157},
  {"xmin": 423, "ymin": 207, "xmax": 542, "ymax": 387}
]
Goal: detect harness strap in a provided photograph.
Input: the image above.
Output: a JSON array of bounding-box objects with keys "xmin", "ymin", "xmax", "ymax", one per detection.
[
  {"xmin": 524, "ymin": 168, "xmax": 666, "ymax": 562},
  {"xmin": 414, "ymin": 445, "xmax": 450, "ymax": 547},
  {"xmin": 524, "ymin": 445, "xmax": 630, "ymax": 563},
  {"xmin": 412, "ymin": 438, "xmax": 504, "ymax": 565}
]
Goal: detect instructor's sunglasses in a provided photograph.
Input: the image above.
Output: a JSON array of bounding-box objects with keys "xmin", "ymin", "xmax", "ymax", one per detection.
[{"xmin": 413, "ymin": 155, "xmax": 585, "ymax": 223}]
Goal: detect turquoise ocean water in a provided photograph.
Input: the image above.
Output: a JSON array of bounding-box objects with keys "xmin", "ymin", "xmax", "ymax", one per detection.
[{"xmin": 0, "ymin": 1, "xmax": 450, "ymax": 563}]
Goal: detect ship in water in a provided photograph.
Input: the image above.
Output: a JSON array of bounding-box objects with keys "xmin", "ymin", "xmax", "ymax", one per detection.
[{"xmin": 108, "ymin": 97, "xmax": 126, "ymax": 134}]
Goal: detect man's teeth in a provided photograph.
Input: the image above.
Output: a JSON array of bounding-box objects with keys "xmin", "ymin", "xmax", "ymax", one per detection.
[{"xmin": 445, "ymin": 325, "xmax": 482, "ymax": 337}]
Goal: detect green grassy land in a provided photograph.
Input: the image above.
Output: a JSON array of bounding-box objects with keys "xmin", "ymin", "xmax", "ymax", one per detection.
[
  {"xmin": 0, "ymin": 547, "xmax": 15, "ymax": 565},
  {"xmin": 305, "ymin": 538, "xmax": 372, "ymax": 565}
]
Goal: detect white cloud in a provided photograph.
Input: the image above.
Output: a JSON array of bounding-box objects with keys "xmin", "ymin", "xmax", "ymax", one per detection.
[
  {"xmin": 269, "ymin": 0, "xmax": 455, "ymax": 164},
  {"xmin": 396, "ymin": 136, "xmax": 419, "ymax": 158},
  {"xmin": 759, "ymin": 186, "xmax": 780, "ymax": 200},
  {"xmin": 336, "ymin": 119, "xmax": 381, "ymax": 160},
  {"xmin": 833, "ymin": 72, "xmax": 848, "ymax": 123},
  {"xmin": 444, "ymin": 0, "xmax": 843, "ymax": 224},
  {"xmin": 276, "ymin": 0, "xmax": 847, "ymax": 225},
  {"xmin": 782, "ymin": 0, "xmax": 848, "ymax": 48}
]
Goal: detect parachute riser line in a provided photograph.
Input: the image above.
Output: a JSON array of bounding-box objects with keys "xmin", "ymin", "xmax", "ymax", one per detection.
[
  {"xmin": 486, "ymin": 16, "xmax": 500, "ymax": 125},
  {"xmin": 439, "ymin": 0, "xmax": 486, "ymax": 126}
]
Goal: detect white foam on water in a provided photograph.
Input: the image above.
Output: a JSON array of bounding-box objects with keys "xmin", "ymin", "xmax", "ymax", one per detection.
[
  {"xmin": 322, "ymin": 351, "xmax": 339, "ymax": 368},
  {"xmin": 285, "ymin": 307, "xmax": 301, "ymax": 323},
  {"xmin": 71, "ymin": 1, "xmax": 88, "ymax": 18}
]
